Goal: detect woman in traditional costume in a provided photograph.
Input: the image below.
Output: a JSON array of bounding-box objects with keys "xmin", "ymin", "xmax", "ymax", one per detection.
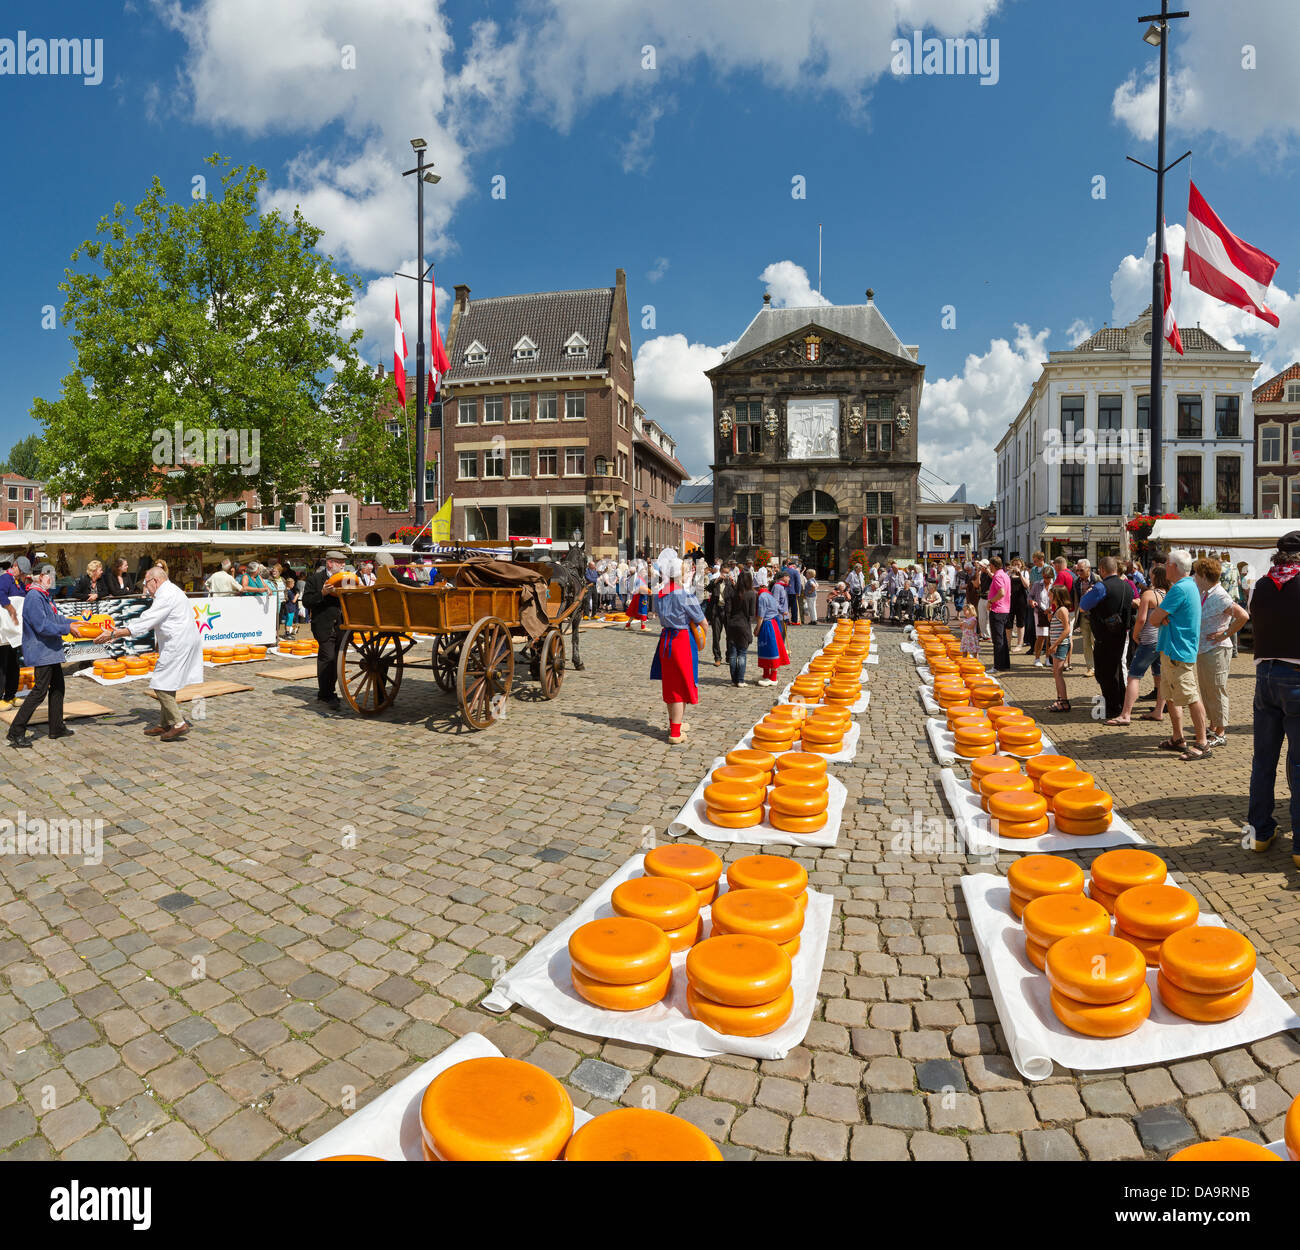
[
  {"xmin": 755, "ymin": 570, "xmax": 790, "ymax": 686},
  {"xmin": 649, "ymin": 548, "xmax": 706, "ymax": 745},
  {"xmin": 625, "ymin": 560, "xmax": 651, "ymax": 630}
]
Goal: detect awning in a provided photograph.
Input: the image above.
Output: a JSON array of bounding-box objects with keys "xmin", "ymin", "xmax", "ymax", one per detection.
[
  {"xmin": 1150, "ymin": 518, "xmax": 1291, "ymax": 550},
  {"xmin": 1040, "ymin": 518, "xmax": 1126, "ymax": 539}
]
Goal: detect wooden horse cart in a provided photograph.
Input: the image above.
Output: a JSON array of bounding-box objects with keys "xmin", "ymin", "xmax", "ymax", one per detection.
[{"xmin": 333, "ymin": 546, "xmax": 587, "ymax": 728}]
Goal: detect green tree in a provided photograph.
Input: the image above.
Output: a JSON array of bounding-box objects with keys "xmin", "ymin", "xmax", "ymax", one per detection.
[
  {"xmin": 0, "ymin": 433, "xmax": 44, "ymax": 479},
  {"xmin": 33, "ymin": 155, "xmax": 410, "ymax": 526}
]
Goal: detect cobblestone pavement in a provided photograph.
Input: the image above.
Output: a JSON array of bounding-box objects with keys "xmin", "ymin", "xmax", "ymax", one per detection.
[{"xmin": 1, "ymin": 621, "xmax": 1297, "ymax": 1161}]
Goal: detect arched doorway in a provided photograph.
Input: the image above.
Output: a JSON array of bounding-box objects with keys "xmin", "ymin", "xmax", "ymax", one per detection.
[
  {"xmin": 366, "ymin": 532, "xmax": 383, "ymax": 546},
  {"xmin": 788, "ymin": 490, "xmax": 840, "ymax": 579}
]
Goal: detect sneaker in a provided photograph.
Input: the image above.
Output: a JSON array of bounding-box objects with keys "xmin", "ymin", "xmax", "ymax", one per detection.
[
  {"xmin": 1208, "ymin": 732, "xmax": 1227, "ymax": 747},
  {"xmin": 1034, "ymin": 658, "xmax": 1045, "ymax": 668}
]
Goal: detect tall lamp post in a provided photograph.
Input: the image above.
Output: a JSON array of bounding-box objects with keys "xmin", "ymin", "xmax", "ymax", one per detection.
[
  {"xmin": 402, "ymin": 139, "xmax": 441, "ymax": 527},
  {"xmin": 1127, "ymin": 3, "xmax": 1190, "ymax": 518}
]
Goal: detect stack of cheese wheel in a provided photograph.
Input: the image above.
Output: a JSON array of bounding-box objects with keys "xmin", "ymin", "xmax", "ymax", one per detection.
[
  {"xmin": 564, "ymin": 1107, "xmax": 723, "ymax": 1161},
  {"xmin": 1038, "ymin": 767, "xmax": 1095, "ymax": 814},
  {"xmin": 19, "ymin": 667, "xmax": 33, "ymax": 690},
  {"xmin": 989, "ymin": 788, "xmax": 1050, "ymax": 840},
  {"xmin": 568, "ymin": 917, "xmax": 672, "ymax": 1011},
  {"xmin": 97, "ymin": 660, "xmax": 126, "ymax": 681},
  {"xmin": 799, "ymin": 708, "xmax": 848, "ymax": 754},
  {"xmin": 727, "ymin": 853, "xmax": 809, "ymax": 916},
  {"xmin": 763, "ymin": 704, "xmax": 807, "ymax": 735},
  {"xmin": 953, "ymin": 719, "xmax": 997, "ymax": 759},
  {"xmin": 233, "ymin": 645, "xmax": 251, "ymax": 661},
  {"xmin": 213, "ymin": 647, "xmax": 236, "ymax": 664},
  {"xmin": 956, "ymin": 659, "xmax": 986, "ymax": 679},
  {"xmin": 930, "ymin": 658, "xmax": 959, "ymax": 678},
  {"xmin": 612, "ymin": 875, "xmax": 703, "ymax": 953},
  {"xmin": 202, "ymin": 647, "xmax": 215, "ymax": 663},
  {"xmin": 1168, "ymin": 1138, "xmax": 1281, "ymax": 1162},
  {"xmin": 970, "ymin": 754, "xmax": 1022, "ymax": 786},
  {"xmin": 967, "ymin": 681, "xmax": 1004, "ymax": 709},
  {"xmin": 994, "ymin": 714, "xmax": 1043, "ymax": 758},
  {"xmin": 124, "ymin": 657, "xmax": 151, "ymax": 678},
  {"xmin": 1087, "ymin": 848, "xmax": 1167, "ymax": 913},
  {"xmin": 1006, "ymin": 853, "xmax": 1084, "ymax": 920},
  {"xmin": 977, "ymin": 768, "xmax": 1034, "ymax": 813},
  {"xmin": 821, "ymin": 674, "xmax": 860, "ymax": 708},
  {"xmin": 710, "ymin": 887, "xmax": 804, "ymax": 957},
  {"xmin": 249, "ymin": 645, "xmax": 267, "ymax": 660},
  {"xmin": 685, "ymin": 934, "xmax": 793, "ymax": 1037},
  {"xmin": 644, "ymin": 843, "xmax": 724, "ymax": 907},
  {"xmin": 1021, "ymin": 893, "xmax": 1109, "ymax": 971},
  {"xmin": 932, "ymin": 682, "xmax": 969, "ymax": 711},
  {"xmin": 946, "ymin": 704, "xmax": 987, "ymax": 730},
  {"xmin": 1052, "ymin": 786, "xmax": 1114, "ymax": 836},
  {"xmin": 792, "ymin": 673, "xmax": 826, "ymax": 702},
  {"xmin": 141, "ymin": 652, "xmax": 159, "ymax": 669},
  {"xmin": 767, "ymin": 752, "xmax": 829, "ymax": 834},
  {"xmin": 1156, "ymin": 924, "xmax": 1255, "ymax": 1021},
  {"xmin": 420, "ymin": 1056, "xmax": 574, "ymax": 1160},
  {"xmin": 1025, "ymin": 754, "xmax": 1076, "ymax": 792},
  {"xmin": 751, "ymin": 714, "xmax": 798, "ymax": 756},
  {"xmin": 985, "ymin": 705, "xmax": 1024, "ymax": 729},
  {"xmin": 950, "ymin": 713, "xmax": 990, "ymax": 738},
  {"xmin": 704, "ymin": 769, "xmax": 766, "ymax": 829},
  {"xmin": 724, "ymin": 748, "xmax": 775, "ymax": 789},
  {"xmin": 1045, "ymin": 934, "xmax": 1151, "ymax": 1037}
]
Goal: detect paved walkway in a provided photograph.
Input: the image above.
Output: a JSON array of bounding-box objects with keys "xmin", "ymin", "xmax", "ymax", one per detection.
[{"xmin": 0, "ymin": 622, "xmax": 1297, "ymax": 1160}]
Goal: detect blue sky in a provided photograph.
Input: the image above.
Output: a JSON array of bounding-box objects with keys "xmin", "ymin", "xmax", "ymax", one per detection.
[{"xmin": 4, "ymin": 0, "xmax": 1300, "ymax": 503}]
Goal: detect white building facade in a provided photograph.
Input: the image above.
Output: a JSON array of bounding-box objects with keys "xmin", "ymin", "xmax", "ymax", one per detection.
[{"xmin": 995, "ymin": 309, "xmax": 1258, "ymax": 564}]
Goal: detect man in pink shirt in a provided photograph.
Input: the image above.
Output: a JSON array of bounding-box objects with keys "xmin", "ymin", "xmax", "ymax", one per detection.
[{"xmin": 987, "ymin": 555, "xmax": 1012, "ymax": 671}]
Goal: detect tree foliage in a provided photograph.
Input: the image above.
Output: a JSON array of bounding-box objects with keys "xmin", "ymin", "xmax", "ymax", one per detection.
[
  {"xmin": 33, "ymin": 155, "xmax": 410, "ymax": 525},
  {"xmin": 1, "ymin": 433, "xmax": 44, "ymax": 479}
]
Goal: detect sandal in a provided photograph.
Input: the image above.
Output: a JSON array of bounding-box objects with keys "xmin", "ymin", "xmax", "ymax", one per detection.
[
  {"xmin": 1180, "ymin": 742, "xmax": 1212, "ymax": 761},
  {"xmin": 1047, "ymin": 700, "xmax": 1071, "ymax": 713},
  {"xmin": 1157, "ymin": 738, "xmax": 1187, "ymax": 751},
  {"xmin": 1104, "ymin": 718, "xmax": 1130, "ymax": 726}
]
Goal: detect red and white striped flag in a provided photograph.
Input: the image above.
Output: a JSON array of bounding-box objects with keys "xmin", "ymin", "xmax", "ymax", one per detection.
[
  {"xmin": 393, "ymin": 293, "xmax": 408, "ymax": 410},
  {"xmin": 428, "ymin": 273, "xmax": 450, "ymax": 404},
  {"xmin": 1162, "ymin": 227, "xmax": 1183, "ymax": 355},
  {"xmin": 1185, "ymin": 181, "xmax": 1280, "ymax": 327}
]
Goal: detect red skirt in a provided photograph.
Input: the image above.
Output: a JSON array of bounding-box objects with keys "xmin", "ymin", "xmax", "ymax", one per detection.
[
  {"xmin": 650, "ymin": 626, "xmax": 699, "ymax": 704},
  {"xmin": 627, "ymin": 592, "xmax": 651, "ymax": 622}
]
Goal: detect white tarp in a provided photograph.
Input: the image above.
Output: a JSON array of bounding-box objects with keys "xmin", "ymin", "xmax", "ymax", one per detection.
[
  {"xmin": 938, "ymin": 768, "xmax": 1145, "ymax": 853},
  {"xmin": 482, "ymin": 854, "xmax": 832, "ymax": 1061},
  {"xmin": 959, "ymin": 872, "xmax": 1300, "ymax": 1081},
  {"xmin": 667, "ymin": 759, "xmax": 849, "ymax": 848}
]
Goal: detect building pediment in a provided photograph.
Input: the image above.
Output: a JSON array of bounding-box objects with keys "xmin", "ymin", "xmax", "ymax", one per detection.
[{"xmin": 711, "ymin": 325, "xmax": 919, "ymax": 376}]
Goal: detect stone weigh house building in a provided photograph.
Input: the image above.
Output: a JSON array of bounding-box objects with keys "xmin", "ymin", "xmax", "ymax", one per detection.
[{"xmin": 707, "ymin": 291, "xmax": 923, "ymax": 578}]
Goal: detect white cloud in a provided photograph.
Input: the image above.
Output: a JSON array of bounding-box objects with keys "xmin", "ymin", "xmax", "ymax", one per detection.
[
  {"xmin": 646, "ymin": 257, "xmax": 670, "ymax": 284},
  {"xmin": 919, "ymin": 324, "xmax": 1050, "ymax": 505},
  {"xmin": 622, "ymin": 100, "xmax": 670, "ymax": 174},
  {"xmin": 633, "ymin": 334, "xmax": 733, "ymax": 474},
  {"xmin": 761, "ymin": 261, "xmax": 832, "ymax": 307},
  {"xmin": 1065, "ymin": 318, "xmax": 1093, "ymax": 347},
  {"xmin": 1112, "ymin": 1, "xmax": 1300, "ymax": 146}
]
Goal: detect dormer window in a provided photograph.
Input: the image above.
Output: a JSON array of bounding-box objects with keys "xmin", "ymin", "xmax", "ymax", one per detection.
[
  {"xmin": 1286, "ymin": 381, "xmax": 1300, "ymax": 403},
  {"xmin": 513, "ymin": 335, "xmax": 538, "ymax": 360},
  {"xmin": 464, "ymin": 340, "xmax": 488, "ymax": 365},
  {"xmin": 564, "ymin": 333, "xmax": 589, "ymax": 357}
]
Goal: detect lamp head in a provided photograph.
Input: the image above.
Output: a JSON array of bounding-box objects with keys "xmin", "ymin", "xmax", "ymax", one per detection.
[
  {"xmin": 1143, "ymin": 23, "xmax": 1163, "ymax": 46},
  {"xmin": 410, "ymin": 137, "xmax": 427, "ymax": 151}
]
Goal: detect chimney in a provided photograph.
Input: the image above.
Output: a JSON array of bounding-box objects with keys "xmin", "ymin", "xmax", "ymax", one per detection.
[
  {"xmin": 448, "ymin": 284, "xmax": 471, "ymax": 363},
  {"xmin": 762, "ymin": 292, "xmax": 772, "ymax": 307},
  {"xmin": 454, "ymin": 283, "xmax": 471, "ymax": 312},
  {"xmin": 376, "ymin": 359, "xmax": 385, "ymax": 378},
  {"xmin": 865, "ymin": 288, "xmax": 874, "ymax": 304}
]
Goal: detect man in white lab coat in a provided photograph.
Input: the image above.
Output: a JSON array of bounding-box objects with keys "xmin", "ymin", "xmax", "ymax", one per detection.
[{"xmin": 98, "ymin": 565, "xmax": 204, "ymax": 741}]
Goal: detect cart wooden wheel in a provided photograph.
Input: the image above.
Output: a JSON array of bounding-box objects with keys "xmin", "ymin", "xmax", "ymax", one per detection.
[
  {"xmin": 457, "ymin": 616, "xmax": 514, "ymax": 729},
  {"xmin": 337, "ymin": 629, "xmax": 404, "ymax": 715},
  {"xmin": 432, "ymin": 634, "xmax": 461, "ymax": 693},
  {"xmin": 538, "ymin": 628, "xmax": 565, "ymax": 699}
]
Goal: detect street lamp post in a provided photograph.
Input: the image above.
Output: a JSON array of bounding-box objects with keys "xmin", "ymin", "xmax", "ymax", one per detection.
[
  {"xmin": 1128, "ymin": 3, "xmax": 1190, "ymax": 518},
  {"xmin": 402, "ymin": 139, "xmax": 441, "ymax": 528}
]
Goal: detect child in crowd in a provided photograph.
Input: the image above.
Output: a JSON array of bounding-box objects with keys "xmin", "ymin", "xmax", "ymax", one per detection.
[
  {"xmin": 1046, "ymin": 584, "xmax": 1072, "ymax": 713},
  {"xmin": 959, "ymin": 600, "xmax": 980, "ymax": 657}
]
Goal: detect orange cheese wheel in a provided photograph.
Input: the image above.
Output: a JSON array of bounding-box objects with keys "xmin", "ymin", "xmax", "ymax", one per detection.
[
  {"xmin": 706, "ymin": 807, "xmax": 763, "ymax": 828},
  {"xmin": 979, "ymin": 772, "xmax": 1034, "ymax": 810},
  {"xmin": 806, "ymin": 708, "xmax": 852, "ymax": 731},
  {"xmin": 568, "ymin": 917, "xmax": 671, "ymax": 985},
  {"xmin": 1050, "ymin": 982, "xmax": 1151, "ymax": 1038},
  {"xmin": 993, "ymin": 715, "xmax": 1037, "ymax": 734},
  {"xmin": 1025, "ymin": 936, "xmax": 1049, "ymax": 971},
  {"xmin": 799, "ymin": 722, "xmax": 844, "ymax": 745},
  {"xmin": 1053, "ymin": 813, "xmax": 1114, "ymax": 837},
  {"xmin": 1089, "ymin": 849, "xmax": 1167, "ymax": 897},
  {"xmin": 571, "ymin": 963, "xmax": 672, "ymax": 1011},
  {"xmin": 988, "ymin": 790, "xmax": 1050, "ymax": 827},
  {"xmin": 725, "ymin": 753, "xmax": 775, "ymax": 785},
  {"xmin": 420, "ymin": 1057, "xmax": 573, "ymax": 1161},
  {"xmin": 767, "ymin": 786, "xmax": 829, "ymax": 818},
  {"xmin": 955, "ymin": 740, "xmax": 997, "ymax": 760},
  {"xmin": 969, "ymin": 754, "xmax": 1022, "ymax": 783},
  {"xmin": 1286, "ymin": 1094, "xmax": 1300, "ymax": 1161},
  {"xmin": 953, "ymin": 723, "xmax": 996, "ymax": 747},
  {"xmin": 799, "ymin": 737, "xmax": 844, "ymax": 755},
  {"xmin": 663, "ymin": 915, "xmax": 704, "ymax": 953},
  {"xmin": 771, "ymin": 769, "xmax": 828, "ymax": 793},
  {"xmin": 779, "ymin": 933, "xmax": 801, "ymax": 959},
  {"xmin": 709, "ymin": 888, "xmax": 803, "ymax": 944},
  {"xmin": 946, "ymin": 705, "xmax": 985, "ymax": 728},
  {"xmin": 644, "ymin": 844, "xmax": 723, "ymax": 889},
  {"xmin": 1023, "ymin": 894, "xmax": 1110, "ymax": 947},
  {"xmin": 712, "ymin": 764, "xmax": 769, "ymax": 788},
  {"xmin": 951, "ymin": 715, "xmax": 991, "ymax": 735},
  {"xmin": 696, "ymin": 882, "xmax": 718, "ymax": 907},
  {"xmin": 1007, "ymin": 854, "xmax": 1083, "ymax": 899},
  {"xmin": 563, "ymin": 1108, "xmax": 724, "ymax": 1161},
  {"xmin": 969, "ymin": 687, "xmax": 1004, "ymax": 708},
  {"xmin": 1046, "ymin": 934, "xmax": 1147, "ymax": 1004},
  {"xmin": 703, "ymin": 781, "xmax": 767, "ymax": 813},
  {"xmin": 1169, "ymin": 1137, "xmax": 1281, "ymax": 1162},
  {"xmin": 995, "ymin": 816, "xmax": 1051, "ymax": 840},
  {"xmin": 768, "ymin": 810, "xmax": 829, "ymax": 835},
  {"xmin": 1009, "ymin": 893, "xmax": 1027, "ymax": 919},
  {"xmin": 1088, "ymin": 882, "xmax": 1120, "ymax": 914},
  {"xmin": 1053, "ymin": 788, "xmax": 1114, "ymax": 822},
  {"xmin": 611, "ymin": 876, "xmax": 700, "ymax": 931},
  {"xmin": 727, "ymin": 854, "xmax": 808, "ymax": 897},
  {"xmin": 1113, "ymin": 884, "xmax": 1199, "ymax": 940},
  {"xmin": 1156, "ymin": 971, "xmax": 1253, "ymax": 1023},
  {"xmin": 1013, "ymin": 740, "xmax": 1042, "ymax": 757},
  {"xmin": 766, "ymin": 702, "xmax": 805, "ymax": 719},
  {"xmin": 686, "ymin": 983, "xmax": 794, "ymax": 1037},
  {"xmin": 1114, "ymin": 926, "xmax": 1165, "ymax": 966},
  {"xmin": 1038, "ymin": 769, "xmax": 1095, "ymax": 808},
  {"xmin": 774, "ymin": 743, "xmax": 826, "ymax": 774},
  {"xmin": 985, "ymin": 705, "xmax": 1026, "ymax": 725},
  {"xmin": 997, "ymin": 726, "xmax": 1043, "ymax": 749},
  {"xmin": 686, "ymin": 935, "xmax": 791, "ymax": 1006},
  {"xmin": 751, "ymin": 728, "xmax": 796, "ymax": 751},
  {"xmin": 1159, "ymin": 926, "xmax": 1256, "ymax": 995},
  {"xmin": 1025, "ymin": 754, "xmax": 1076, "ymax": 785}
]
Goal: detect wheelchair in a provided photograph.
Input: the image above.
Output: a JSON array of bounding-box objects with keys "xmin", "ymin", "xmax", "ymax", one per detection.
[{"xmin": 892, "ymin": 587, "xmax": 918, "ymax": 626}]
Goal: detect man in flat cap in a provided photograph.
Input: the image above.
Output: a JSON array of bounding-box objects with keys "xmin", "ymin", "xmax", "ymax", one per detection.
[{"xmin": 301, "ymin": 550, "xmax": 347, "ymax": 708}]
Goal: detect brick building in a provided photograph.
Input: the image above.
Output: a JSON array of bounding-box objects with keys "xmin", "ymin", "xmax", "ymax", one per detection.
[
  {"xmin": 707, "ymin": 290, "xmax": 924, "ymax": 578},
  {"xmin": 1, "ymin": 473, "xmax": 61, "ymax": 530},
  {"xmin": 1253, "ymin": 362, "xmax": 1300, "ymax": 518}
]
